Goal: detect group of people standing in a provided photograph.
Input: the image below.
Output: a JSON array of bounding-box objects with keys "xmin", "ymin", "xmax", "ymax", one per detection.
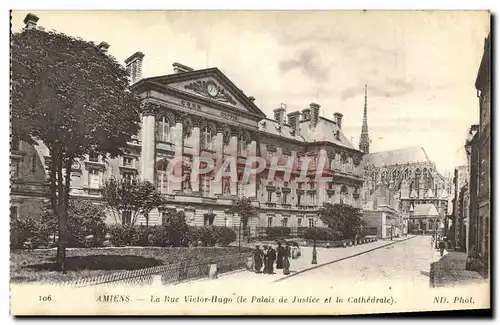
[{"xmin": 253, "ymin": 242, "xmax": 291, "ymax": 275}]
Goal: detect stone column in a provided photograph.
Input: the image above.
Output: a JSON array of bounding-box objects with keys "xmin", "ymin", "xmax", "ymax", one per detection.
[
  {"xmin": 172, "ymin": 114, "xmax": 184, "ymax": 193},
  {"xmin": 140, "ymin": 103, "xmax": 157, "ymax": 182},
  {"xmin": 214, "ymin": 125, "xmax": 224, "ymax": 195},
  {"xmin": 191, "ymin": 119, "xmax": 201, "ymax": 194},
  {"xmin": 229, "ymin": 128, "xmax": 238, "ymax": 195},
  {"xmin": 247, "ymin": 138, "xmax": 258, "ymax": 198}
]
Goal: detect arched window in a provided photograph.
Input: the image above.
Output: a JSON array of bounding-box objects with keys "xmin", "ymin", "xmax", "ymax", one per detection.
[
  {"xmin": 201, "ymin": 126, "xmax": 214, "ymax": 150},
  {"xmin": 340, "ymin": 185, "xmax": 348, "ymax": 204},
  {"xmin": 156, "ymin": 159, "xmax": 169, "ymax": 194},
  {"xmin": 371, "ymin": 171, "xmax": 378, "ymax": 184},
  {"xmin": 238, "ymin": 133, "xmax": 249, "ymax": 156},
  {"xmin": 414, "ymin": 169, "xmax": 421, "ymax": 189},
  {"xmin": 402, "ymin": 168, "xmax": 410, "ymax": 180},
  {"xmin": 392, "ymin": 170, "xmax": 399, "ymax": 183},
  {"xmin": 381, "ymin": 171, "xmax": 388, "ymax": 185},
  {"xmin": 156, "ymin": 116, "xmax": 172, "ymax": 142}
]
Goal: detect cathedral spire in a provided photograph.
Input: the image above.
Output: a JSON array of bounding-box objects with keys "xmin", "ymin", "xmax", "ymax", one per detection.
[{"xmin": 359, "ymin": 84, "xmax": 370, "ymax": 153}]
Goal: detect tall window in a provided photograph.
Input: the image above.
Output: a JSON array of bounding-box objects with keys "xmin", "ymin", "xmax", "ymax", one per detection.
[
  {"xmin": 308, "ymin": 218, "xmax": 314, "ymax": 227},
  {"xmin": 414, "ymin": 169, "xmax": 421, "ymax": 189},
  {"xmin": 267, "ymin": 216, "xmax": 273, "ymax": 227},
  {"xmin": 88, "ymin": 168, "xmax": 100, "ymax": 188},
  {"xmin": 340, "ymin": 185, "xmax": 348, "ymax": 204},
  {"xmin": 267, "ymin": 190, "xmax": 273, "ymax": 203},
  {"xmin": 308, "ymin": 191, "xmax": 317, "ymax": 206},
  {"xmin": 157, "ymin": 160, "xmax": 169, "ymax": 194},
  {"xmin": 89, "ymin": 153, "xmax": 99, "ymax": 162},
  {"xmin": 123, "ymin": 157, "xmax": 134, "ymax": 167},
  {"xmin": 31, "ymin": 154, "xmax": 37, "ymax": 174},
  {"xmin": 156, "ymin": 116, "xmax": 172, "ymax": 142},
  {"xmin": 10, "ymin": 206, "xmax": 18, "ymax": 220},
  {"xmin": 222, "ymin": 177, "xmax": 231, "ymax": 195},
  {"xmin": 297, "ymin": 217, "xmax": 302, "ymax": 227},
  {"xmin": 122, "ymin": 210, "xmax": 132, "ymax": 225},
  {"xmin": 237, "ymin": 181, "xmax": 245, "ymax": 198},
  {"xmin": 281, "ymin": 217, "xmax": 288, "ymax": 227},
  {"xmin": 282, "ymin": 192, "xmax": 289, "ymax": 204},
  {"xmin": 201, "ymin": 177, "xmax": 211, "ymax": 197},
  {"xmin": 122, "ymin": 171, "xmax": 135, "ymax": 184},
  {"xmin": 201, "ymin": 126, "xmax": 213, "ymax": 150},
  {"xmin": 297, "ymin": 192, "xmax": 303, "ymax": 205},
  {"xmin": 10, "ymin": 159, "xmax": 20, "ymax": 179},
  {"xmin": 11, "ymin": 138, "xmax": 19, "ymax": 151},
  {"xmin": 238, "ymin": 134, "xmax": 248, "ymax": 156}
]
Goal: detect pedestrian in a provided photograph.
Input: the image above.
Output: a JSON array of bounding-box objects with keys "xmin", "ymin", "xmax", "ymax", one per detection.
[
  {"xmin": 276, "ymin": 242, "xmax": 284, "ymax": 269},
  {"xmin": 253, "ymin": 245, "xmax": 263, "ymax": 273},
  {"xmin": 438, "ymin": 239, "xmax": 445, "ymax": 257},
  {"xmin": 283, "ymin": 242, "xmax": 291, "ymax": 275},
  {"xmin": 262, "ymin": 245, "xmax": 269, "ymax": 274},
  {"xmin": 267, "ymin": 245, "xmax": 277, "ymax": 275}
]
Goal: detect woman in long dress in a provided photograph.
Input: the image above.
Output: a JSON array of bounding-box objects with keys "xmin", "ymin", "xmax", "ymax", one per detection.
[
  {"xmin": 276, "ymin": 242, "xmax": 284, "ymax": 269},
  {"xmin": 283, "ymin": 243, "xmax": 291, "ymax": 275},
  {"xmin": 253, "ymin": 245, "xmax": 263, "ymax": 273}
]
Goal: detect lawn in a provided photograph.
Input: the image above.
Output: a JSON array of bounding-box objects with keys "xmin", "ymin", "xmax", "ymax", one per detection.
[{"xmin": 10, "ymin": 246, "xmax": 251, "ymax": 284}]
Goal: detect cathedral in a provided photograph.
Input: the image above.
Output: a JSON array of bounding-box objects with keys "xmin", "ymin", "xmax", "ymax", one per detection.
[{"xmin": 359, "ymin": 86, "xmax": 450, "ymax": 236}]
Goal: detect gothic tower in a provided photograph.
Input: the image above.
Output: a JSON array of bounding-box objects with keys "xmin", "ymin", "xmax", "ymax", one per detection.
[{"xmin": 359, "ymin": 84, "xmax": 370, "ymax": 153}]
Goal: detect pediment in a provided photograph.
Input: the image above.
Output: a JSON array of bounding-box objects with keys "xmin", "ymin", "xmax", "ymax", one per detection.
[{"xmin": 144, "ymin": 68, "xmax": 265, "ymax": 118}]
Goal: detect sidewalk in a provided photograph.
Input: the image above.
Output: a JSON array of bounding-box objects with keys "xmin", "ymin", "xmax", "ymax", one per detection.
[
  {"xmin": 430, "ymin": 250, "xmax": 486, "ymax": 287},
  {"xmin": 174, "ymin": 235, "xmax": 416, "ymax": 288}
]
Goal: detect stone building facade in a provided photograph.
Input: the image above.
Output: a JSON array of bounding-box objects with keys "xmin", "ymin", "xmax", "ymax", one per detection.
[
  {"xmin": 451, "ymin": 165, "xmax": 469, "ymax": 251},
  {"xmin": 10, "ymin": 34, "xmax": 365, "ymax": 236},
  {"xmin": 467, "ymin": 32, "xmax": 490, "ymax": 277}
]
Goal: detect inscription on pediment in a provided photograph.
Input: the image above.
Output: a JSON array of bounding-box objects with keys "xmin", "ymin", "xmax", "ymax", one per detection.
[{"xmin": 184, "ymin": 80, "xmax": 236, "ymax": 106}]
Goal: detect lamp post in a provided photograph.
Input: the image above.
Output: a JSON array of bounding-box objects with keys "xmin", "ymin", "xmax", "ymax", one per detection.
[{"xmin": 312, "ymin": 219, "xmax": 318, "ymax": 264}]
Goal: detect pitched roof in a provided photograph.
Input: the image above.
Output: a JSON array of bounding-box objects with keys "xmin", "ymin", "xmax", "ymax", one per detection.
[
  {"xmin": 299, "ymin": 117, "xmax": 355, "ymax": 149},
  {"xmin": 365, "ymin": 147, "xmax": 431, "ymax": 167},
  {"xmin": 412, "ymin": 204, "xmax": 439, "ymax": 217}
]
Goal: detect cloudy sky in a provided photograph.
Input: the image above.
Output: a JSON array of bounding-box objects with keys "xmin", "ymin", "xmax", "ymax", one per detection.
[{"xmin": 11, "ymin": 10, "xmax": 490, "ymax": 175}]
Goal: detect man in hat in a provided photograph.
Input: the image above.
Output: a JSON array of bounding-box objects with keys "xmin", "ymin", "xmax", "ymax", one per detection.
[
  {"xmin": 276, "ymin": 242, "xmax": 285, "ymax": 269},
  {"xmin": 267, "ymin": 244, "xmax": 277, "ymax": 275},
  {"xmin": 253, "ymin": 245, "xmax": 263, "ymax": 273}
]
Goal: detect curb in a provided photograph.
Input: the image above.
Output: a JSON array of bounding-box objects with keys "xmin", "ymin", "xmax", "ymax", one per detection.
[{"xmin": 273, "ymin": 235, "xmax": 417, "ymax": 283}]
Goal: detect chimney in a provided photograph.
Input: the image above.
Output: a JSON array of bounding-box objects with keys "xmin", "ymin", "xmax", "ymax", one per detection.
[
  {"xmin": 173, "ymin": 62, "xmax": 194, "ymax": 74},
  {"xmin": 310, "ymin": 102, "xmax": 320, "ymax": 128},
  {"xmin": 273, "ymin": 106, "xmax": 286, "ymax": 126},
  {"xmin": 287, "ymin": 111, "xmax": 301, "ymax": 135},
  {"xmin": 248, "ymin": 96, "xmax": 256, "ymax": 102},
  {"xmin": 23, "ymin": 13, "xmax": 39, "ymax": 30},
  {"xmin": 302, "ymin": 108, "xmax": 311, "ymax": 121},
  {"xmin": 125, "ymin": 51, "xmax": 145, "ymax": 84},
  {"xmin": 334, "ymin": 112, "xmax": 343, "ymax": 129},
  {"xmin": 97, "ymin": 41, "xmax": 110, "ymax": 53}
]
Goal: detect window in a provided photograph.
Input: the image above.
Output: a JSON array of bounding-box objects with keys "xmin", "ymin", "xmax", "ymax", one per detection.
[
  {"xmin": 89, "ymin": 153, "xmax": 99, "ymax": 162},
  {"xmin": 328, "ymin": 182, "xmax": 333, "ymax": 190},
  {"xmin": 237, "ymin": 181, "xmax": 245, "ymax": 198},
  {"xmin": 123, "ymin": 157, "xmax": 134, "ymax": 167},
  {"xmin": 201, "ymin": 177, "xmax": 211, "ymax": 197},
  {"xmin": 298, "ymin": 182, "xmax": 303, "ymax": 189},
  {"xmin": 238, "ymin": 134, "xmax": 248, "ymax": 155},
  {"xmin": 10, "ymin": 159, "xmax": 20, "ymax": 179},
  {"xmin": 282, "ymin": 217, "xmax": 288, "ymax": 227},
  {"xmin": 156, "ymin": 116, "xmax": 172, "ymax": 142},
  {"xmin": 157, "ymin": 160, "xmax": 169, "ymax": 194},
  {"xmin": 201, "ymin": 126, "xmax": 213, "ymax": 150},
  {"xmin": 297, "ymin": 217, "xmax": 302, "ymax": 227},
  {"xmin": 297, "ymin": 192, "xmax": 302, "ymax": 205},
  {"xmin": 222, "ymin": 178, "xmax": 231, "ymax": 195},
  {"xmin": 88, "ymin": 168, "xmax": 100, "ymax": 188},
  {"xmin": 308, "ymin": 218, "xmax": 314, "ymax": 227},
  {"xmin": 122, "ymin": 210, "xmax": 132, "ymax": 225},
  {"xmin": 122, "ymin": 171, "xmax": 135, "ymax": 184},
  {"xmin": 309, "ymin": 182, "xmax": 316, "ymax": 189},
  {"xmin": 204, "ymin": 214, "xmax": 215, "ymax": 226},
  {"xmin": 10, "ymin": 206, "xmax": 18, "ymax": 220},
  {"xmin": 282, "ymin": 192, "xmax": 288, "ymax": 204},
  {"xmin": 11, "ymin": 138, "xmax": 19, "ymax": 151},
  {"xmin": 308, "ymin": 191, "xmax": 317, "ymax": 206},
  {"xmin": 31, "ymin": 154, "xmax": 37, "ymax": 174},
  {"xmin": 267, "ymin": 190, "xmax": 273, "ymax": 203},
  {"xmin": 267, "ymin": 217, "xmax": 273, "ymax": 227},
  {"xmin": 340, "ymin": 185, "xmax": 348, "ymax": 204}
]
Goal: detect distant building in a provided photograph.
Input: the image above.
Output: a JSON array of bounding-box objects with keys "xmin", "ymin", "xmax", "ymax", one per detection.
[
  {"xmin": 451, "ymin": 165, "xmax": 469, "ymax": 250},
  {"xmin": 467, "ymin": 32, "xmax": 490, "ymax": 278},
  {"xmin": 409, "ymin": 204, "xmax": 441, "ymax": 235}
]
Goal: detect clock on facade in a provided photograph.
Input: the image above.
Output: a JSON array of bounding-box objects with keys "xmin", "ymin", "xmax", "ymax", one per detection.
[{"xmin": 206, "ymin": 81, "xmax": 219, "ymax": 97}]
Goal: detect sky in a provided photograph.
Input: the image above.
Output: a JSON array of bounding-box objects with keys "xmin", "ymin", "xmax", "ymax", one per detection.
[{"xmin": 11, "ymin": 10, "xmax": 490, "ymax": 175}]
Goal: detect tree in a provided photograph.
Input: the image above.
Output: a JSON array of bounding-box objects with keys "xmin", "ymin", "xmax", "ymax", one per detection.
[
  {"xmin": 11, "ymin": 23, "xmax": 141, "ymax": 271},
  {"xmin": 318, "ymin": 203, "xmax": 365, "ymax": 240},
  {"xmin": 101, "ymin": 178, "xmax": 165, "ymax": 227},
  {"xmin": 230, "ymin": 197, "xmax": 258, "ymax": 249}
]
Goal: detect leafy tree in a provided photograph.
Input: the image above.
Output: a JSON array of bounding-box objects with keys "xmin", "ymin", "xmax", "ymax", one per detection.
[
  {"xmin": 318, "ymin": 203, "xmax": 365, "ymax": 239},
  {"xmin": 101, "ymin": 178, "xmax": 165, "ymax": 227},
  {"xmin": 162, "ymin": 210, "xmax": 190, "ymax": 247},
  {"xmin": 230, "ymin": 197, "xmax": 257, "ymax": 228},
  {"xmin": 11, "ymin": 22, "xmax": 141, "ymax": 271}
]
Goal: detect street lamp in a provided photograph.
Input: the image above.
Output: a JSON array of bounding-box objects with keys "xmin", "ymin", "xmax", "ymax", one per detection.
[{"xmin": 312, "ymin": 219, "xmax": 318, "ymax": 264}]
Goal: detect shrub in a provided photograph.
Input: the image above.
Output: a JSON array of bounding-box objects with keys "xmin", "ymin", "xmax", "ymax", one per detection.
[
  {"xmin": 130, "ymin": 225, "xmax": 150, "ymax": 246},
  {"xmin": 107, "ymin": 224, "xmax": 133, "ymax": 247},
  {"xmin": 162, "ymin": 211, "xmax": 190, "ymax": 247},
  {"xmin": 10, "ymin": 217, "xmax": 50, "ymax": 249},
  {"xmin": 214, "ymin": 227, "xmax": 237, "ymax": 246},
  {"xmin": 149, "ymin": 225, "xmax": 168, "ymax": 247},
  {"xmin": 266, "ymin": 227, "xmax": 291, "ymax": 238},
  {"xmin": 302, "ymin": 227, "xmax": 338, "ymax": 241}
]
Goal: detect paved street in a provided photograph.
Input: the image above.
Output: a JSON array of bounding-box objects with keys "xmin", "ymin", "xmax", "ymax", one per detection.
[{"xmin": 170, "ymin": 235, "xmax": 437, "ymax": 292}]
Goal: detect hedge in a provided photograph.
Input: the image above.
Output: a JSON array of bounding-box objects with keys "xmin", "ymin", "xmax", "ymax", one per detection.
[
  {"xmin": 302, "ymin": 227, "xmax": 343, "ymax": 241},
  {"xmin": 266, "ymin": 227, "xmax": 291, "ymax": 238}
]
